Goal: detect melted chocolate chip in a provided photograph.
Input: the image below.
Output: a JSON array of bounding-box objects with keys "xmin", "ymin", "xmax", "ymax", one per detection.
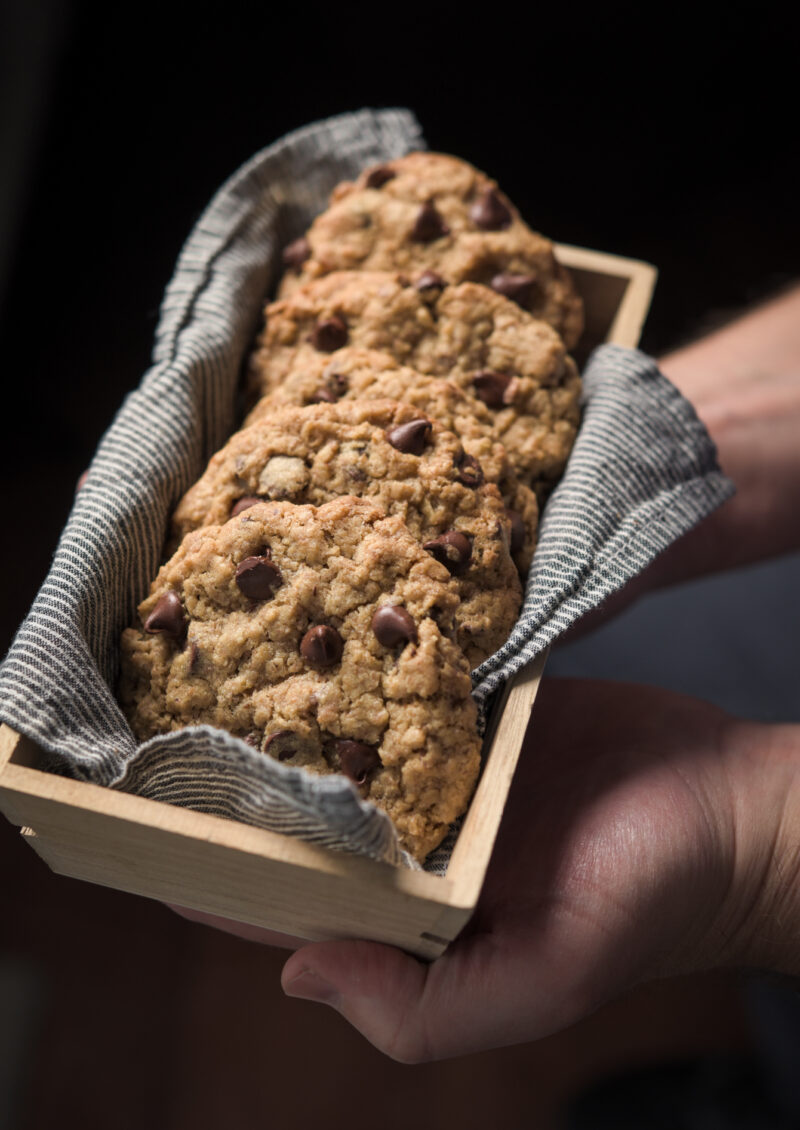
[
  {"xmin": 309, "ymin": 368, "xmax": 348, "ymax": 404},
  {"xmin": 489, "ymin": 273, "xmax": 538, "ymax": 308},
  {"xmin": 505, "ymin": 508, "xmax": 526, "ymax": 555},
  {"xmin": 231, "ymin": 495, "xmax": 262, "ymax": 517},
  {"xmin": 264, "ymin": 730, "xmax": 300, "ymax": 761},
  {"xmin": 423, "ymin": 531, "xmax": 473, "ymax": 574},
  {"xmin": 144, "ymin": 591, "xmax": 187, "ymax": 642},
  {"xmin": 415, "ymin": 269, "xmax": 446, "ymax": 292},
  {"xmin": 472, "ymin": 370, "xmax": 514, "ymax": 408},
  {"xmin": 309, "ymin": 386, "xmax": 338, "ymax": 404},
  {"xmin": 324, "ymin": 366, "xmax": 350, "ymax": 389},
  {"xmin": 282, "ymin": 237, "xmax": 311, "ymax": 272},
  {"xmin": 309, "ymin": 315, "xmax": 348, "ymax": 352},
  {"xmin": 371, "ymin": 605, "xmax": 418, "ymax": 648},
  {"xmin": 300, "ymin": 625, "xmax": 344, "ymax": 667},
  {"xmin": 334, "ymin": 739, "xmax": 381, "ymax": 786},
  {"xmin": 410, "ymin": 201, "xmax": 450, "ymax": 243},
  {"xmin": 469, "ymin": 187, "xmax": 513, "ymax": 231},
  {"xmin": 454, "ymin": 451, "xmax": 484, "ymax": 487},
  {"xmin": 365, "ymin": 165, "xmax": 396, "ymax": 188},
  {"xmin": 235, "ymin": 555, "xmax": 282, "ymax": 601},
  {"xmin": 385, "ymin": 418, "xmax": 432, "ymax": 455}
]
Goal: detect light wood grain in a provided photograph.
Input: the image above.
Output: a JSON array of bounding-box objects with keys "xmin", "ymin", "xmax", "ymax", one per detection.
[
  {"xmin": 447, "ymin": 652, "xmax": 547, "ymax": 904},
  {"xmin": 0, "ymin": 726, "xmax": 464, "ymax": 958},
  {"xmin": 0, "ymin": 245, "xmax": 658, "ymax": 953}
]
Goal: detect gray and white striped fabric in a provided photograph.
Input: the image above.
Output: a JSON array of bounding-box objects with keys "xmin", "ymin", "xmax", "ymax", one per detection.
[{"xmin": 0, "ymin": 109, "xmax": 733, "ymax": 873}]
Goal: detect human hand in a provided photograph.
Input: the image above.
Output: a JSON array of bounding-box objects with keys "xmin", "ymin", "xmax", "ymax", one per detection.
[{"xmin": 281, "ymin": 678, "xmax": 800, "ymax": 1061}]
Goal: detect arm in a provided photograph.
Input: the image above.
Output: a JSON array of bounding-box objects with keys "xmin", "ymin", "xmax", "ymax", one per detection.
[
  {"xmin": 561, "ymin": 284, "xmax": 800, "ymax": 633},
  {"xmin": 281, "ymin": 680, "xmax": 800, "ymax": 1062},
  {"xmin": 653, "ymin": 281, "xmax": 800, "ymax": 582}
]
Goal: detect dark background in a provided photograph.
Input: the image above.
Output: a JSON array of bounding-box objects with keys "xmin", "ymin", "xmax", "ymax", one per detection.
[
  {"xmin": 1, "ymin": 2, "xmax": 797, "ymax": 654},
  {"xmin": 1, "ymin": 3, "xmax": 798, "ymax": 1127}
]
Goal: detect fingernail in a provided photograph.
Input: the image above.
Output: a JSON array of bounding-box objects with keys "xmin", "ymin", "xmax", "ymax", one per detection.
[{"xmin": 284, "ymin": 968, "xmax": 341, "ymax": 1007}]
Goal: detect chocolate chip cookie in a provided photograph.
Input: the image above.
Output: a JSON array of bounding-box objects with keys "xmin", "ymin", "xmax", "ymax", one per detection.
[
  {"xmin": 278, "ymin": 151, "xmax": 583, "ymax": 350},
  {"xmin": 248, "ymin": 271, "xmax": 582, "ymax": 491},
  {"xmin": 120, "ymin": 497, "xmax": 481, "ymax": 862},
  {"xmin": 245, "ymin": 346, "xmax": 539, "ymax": 573},
  {"xmin": 172, "ymin": 398, "xmax": 522, "ymax": 667}
]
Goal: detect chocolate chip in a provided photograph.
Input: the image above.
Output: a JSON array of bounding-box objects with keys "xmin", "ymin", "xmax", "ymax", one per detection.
[
  {"xmin": 309, "ymin": 368, "xmax": 348, "ymax": 404},
  {"xmin": 309, "ymin": 315, "xmax": 348, "ymax": 352},
  {"xmin": 144, "ymin": 591, "xmax": 187, "ymax": 642},
  {"xmin": 429, "ymin": 603, "xmax": 446, "ymax": 626},
  {"xmin": 187, "ymin": 641, "xmax": 201, "ymax": 673},
  {"xmin": 282, "ymin": 237, "xmax": 311, "ymax": 272},
  {"xmin": 505, "ymin": 508, "xmax": 526, "ymax": 555},
  {"xmin": 300, "ymin": 625, "xmax": 344, "ymax": 667},
  {"xmin": 309, "ymin": 386, "xmax": 338, "ymax": 404},
  {"xmin": 235, "ymin": 555, "xmax": 282, "ymax": 601},
  {"xmin": 231, "ymin": 495, "xmax": 262, "ymax": 517},
  {"xmin": 490, "ymin": 273, "xmax": 538, "ymax": 308},
  {"xmin": 324, "ymin": 366, "xmax": 349, "ymax": 390},
  {"xmin": 410, "ymin": 201, "xmax": 450, "ymax": 243},
  {"xmin": 415, "ymin": 270, "xmax": 446, "ymax": 292},
  {"xmin": 385, "ymin": 418, "xmax": 432, "ymax": 455},
  {"xmin": 365, "ymin": 165, "xmax": 396, "ymax": 188},
  {"xmin": 472, "ymin": 370, "xmax": 514, "ymax": 408},
  {"xmin": 423, "ymin": 531, "xmax": 473, "ymax": 574},
  {"xmin": 264, "ymin": 729, "xmax": 300, "ymax": 761},
  {"xmin": 469, "ymin": 187, "xmax": 513, "ymax": 231},
  {"xmin": 333, "ymin": 739, "xmax": 381, "ymax": 786},
  {"xmin": 454, "ymin": 451, "xmax": 484, "ymax": 487},
  {"xmin": 372, "ymin": 605, "xmax": 418, "ymax": 648}
]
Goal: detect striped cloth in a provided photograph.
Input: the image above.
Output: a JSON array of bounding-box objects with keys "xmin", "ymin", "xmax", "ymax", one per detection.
[{"xmin": 0, "ymin": 109, "xmax": 733, "ymax": 873}]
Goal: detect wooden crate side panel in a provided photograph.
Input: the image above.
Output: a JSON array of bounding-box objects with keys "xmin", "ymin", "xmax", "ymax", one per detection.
[
  {"xmin": 0, "ymin": 724, "xmax": 443, "ymax": 894},
  {"xmin": 0, "ymin": 723, "xmax": 26, "ymax": 772},
  {"xmin": 447, "ymin": 652, "xmax": 546, "ymax": 902},
  {"xmin": 555, "ymin": 244, "xmax": 657, "ymax": 360},
  {"xmin": 0, "ymin": 724, "xmax": 474, "ymax": 956},
  {"xmin": 444, "ymin": 253, "xmax": 656, "ymax": 904},
  {"xmin": 7, "ymin": 787, "xmax": 468, "ymax": 959},
  {"xmin": 608, "ymin": 262, "xmax": 659, "ymax": 349}
]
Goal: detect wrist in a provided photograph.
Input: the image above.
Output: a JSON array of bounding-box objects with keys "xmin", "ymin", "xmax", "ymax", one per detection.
[{"xmin": 713, "ymin": 719, "xmax": 800, "ymax": 978}]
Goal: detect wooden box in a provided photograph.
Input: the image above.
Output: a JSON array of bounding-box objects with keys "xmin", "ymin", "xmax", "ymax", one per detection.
[{"xmin": 0, "ymin": 246, "xmax": 657, "ymax": 960}]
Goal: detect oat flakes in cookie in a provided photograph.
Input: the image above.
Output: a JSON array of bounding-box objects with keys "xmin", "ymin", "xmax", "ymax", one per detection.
[
  {"xmin": 278, "ymin": 151, "xmax": 583, "ymax": 350},
  {"xmin": 245, "ymin": 346, "xmax": 539, "ymax": 573},
  {"xmin": 248, "ymin": 270, "xmax": 582, "ymax": 492},
  {"xmin": 172, "ymin": 399, "xmax": 522, "ymax": 667},
  {"xmin": 119, "ymin": 497, "xmax": 481, "ymax": 862}
]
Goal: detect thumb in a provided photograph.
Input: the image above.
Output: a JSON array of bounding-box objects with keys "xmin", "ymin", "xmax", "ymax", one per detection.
[
  {"xmin": 281, "ymin": 926, "xmax": 577, "ymax": 1062},
  {"xmin": 282, "ymin": 939, "xmax": 431, "ymax": 1063}
]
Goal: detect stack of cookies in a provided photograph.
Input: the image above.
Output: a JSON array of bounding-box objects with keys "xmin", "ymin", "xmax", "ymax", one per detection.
[{"xmin": 119, "ymin": 152, "xmax": 584, "ymax": 862}]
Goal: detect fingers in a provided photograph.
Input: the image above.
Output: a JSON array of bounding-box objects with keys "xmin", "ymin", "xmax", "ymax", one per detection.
[
  {"xmin": 281, "ymin": 923, "xmax": 585, "ymax": 1063},
  {"xmin": 283, "ymin": 939, "xmax": 430, "ymax": 1062}
]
